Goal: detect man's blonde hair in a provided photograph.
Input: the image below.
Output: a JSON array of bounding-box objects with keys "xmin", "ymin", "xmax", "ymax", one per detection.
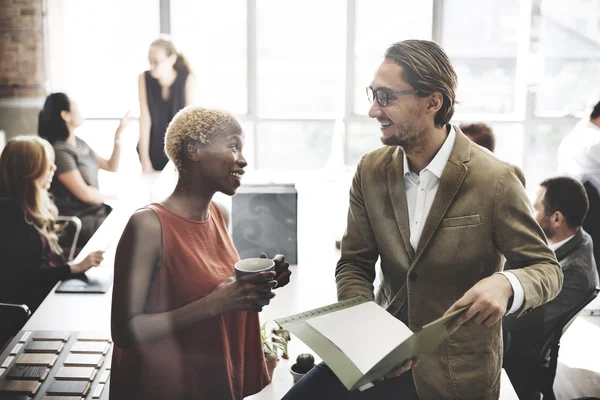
[
  {"xmin": 385, "ymin": 40, "xmax": 457, "ymax": 127},
  {"xmin": 165, "ymin": 106, "xmax": 240, "ymax": 172}
]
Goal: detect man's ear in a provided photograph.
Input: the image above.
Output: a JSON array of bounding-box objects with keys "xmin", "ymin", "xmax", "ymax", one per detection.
[
  {"xmin": 552, "ymin": 210, "xmax": 565, "ymax": 227},
  {"xmin": 184, "ymin": 139, "xmax": 200, "ymax": 161},
  {"xmin": 427, "ymin": 93, "xmax": 443, "ymax": 113}
]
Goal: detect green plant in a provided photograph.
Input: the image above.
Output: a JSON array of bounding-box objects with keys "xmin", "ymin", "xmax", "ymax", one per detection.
[
  {"xmin": 261, "ymin": 322, "xmax": 284, "ymax": 360},
  {"xmin": 271, "ymin": 324, "xmax": 291, "ymax": 359},
  {"xmin": 295, "ymin": 353, "xmax": 315, "ymax": 374}
]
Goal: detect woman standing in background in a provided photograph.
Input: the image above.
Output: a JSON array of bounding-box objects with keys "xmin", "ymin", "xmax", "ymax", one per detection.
[{"xmin": 138, "ymin": 35, "xmax": 198, "ymax": 172}]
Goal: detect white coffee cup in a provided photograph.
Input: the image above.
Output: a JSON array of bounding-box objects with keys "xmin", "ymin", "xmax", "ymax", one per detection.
[{"xmin": 234, "ymin": 258, "xmax": 275, "ymax": 307}]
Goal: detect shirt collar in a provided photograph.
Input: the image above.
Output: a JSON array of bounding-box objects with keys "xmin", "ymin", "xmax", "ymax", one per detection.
[
  {"xmin": 549, "ymin": 234, "xmax": 575, "ymax": 252},
  {"xmin": 403, "ymin": 125, "xmax": 456, "ymax": 178}
]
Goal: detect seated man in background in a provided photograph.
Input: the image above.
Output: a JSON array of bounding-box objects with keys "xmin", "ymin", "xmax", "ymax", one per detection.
[
  {"xmin": 504, "ymin": 176, "xmax": 599, "ymax": 399},
  {"xmin": 460, "ymin": 122, "xmax": 495, "ymax": 152}
]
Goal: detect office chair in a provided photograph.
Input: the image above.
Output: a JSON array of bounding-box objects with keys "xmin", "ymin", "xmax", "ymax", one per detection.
[
  {"xmin": 57, "ymin": 215, "xmax": 82, "ymax": 261},
  {"xmin": 0, "ymin": 302, "xmax": 31, "ymax": 352},
  {"xmin": 535, "ymin": 286, "xmax": 600, "ymax": 400}
]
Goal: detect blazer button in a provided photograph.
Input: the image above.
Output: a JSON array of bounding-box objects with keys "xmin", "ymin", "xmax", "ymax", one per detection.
[{"xmin": 409, "ymin": 271, "xmax": 418, "ymax": 281}]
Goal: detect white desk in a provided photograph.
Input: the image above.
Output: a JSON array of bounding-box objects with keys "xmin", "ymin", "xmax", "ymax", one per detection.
[{"xmin": 23, "ymin": 172, "xmax": 162, "ymax": 332}]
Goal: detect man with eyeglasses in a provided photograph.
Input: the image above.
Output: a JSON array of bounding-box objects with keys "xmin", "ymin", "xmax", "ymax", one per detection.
[{"xmin": 283, "ymin": 40, "xmax": 562, "ymax": 400}]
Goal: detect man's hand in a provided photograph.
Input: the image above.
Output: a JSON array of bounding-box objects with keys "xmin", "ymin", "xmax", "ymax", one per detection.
[
  {"xmin": 382, "ymin": 358, "xmax": 420, "ymax": 380},
  {"xmin": 260, "ymin": 253, "xmax": 291, "ymax": 289},
  {"xmin": 444, "ymin": 274, "xmax": 514, "ymax": 334}
]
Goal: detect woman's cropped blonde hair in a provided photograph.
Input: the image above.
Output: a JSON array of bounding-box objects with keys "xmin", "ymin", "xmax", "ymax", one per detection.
[{"xmin": 165, "ymin": 106, "xmax": 240, "ymax": 172}]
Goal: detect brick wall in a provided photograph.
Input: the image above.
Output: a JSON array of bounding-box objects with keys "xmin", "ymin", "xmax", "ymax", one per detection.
[
  {"xmin": 0, "ymin": 0, "xmax": 46, "ymax": 98},
  {"xmin": 0, "ymin": 0, "xmax": 46, "ymax": 139}
]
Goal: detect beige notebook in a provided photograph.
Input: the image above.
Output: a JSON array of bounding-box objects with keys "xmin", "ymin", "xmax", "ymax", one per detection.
[{"xmin": 276, "ymin": 296, "xmax": 467, "ymax": 391}]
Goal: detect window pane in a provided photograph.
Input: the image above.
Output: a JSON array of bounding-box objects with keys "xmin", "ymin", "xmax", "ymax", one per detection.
[
  {"xmin": 354, "ymin": 0, "xmax": 433, "ymax": 115},
  {"xmin": 256, "ymin": 0, "xmax": 346, "ymax": 116},
  {"xmin": 49, "ymin": 0, "xmax": 159, "ymax": 118},
  {"xmin": 443, "ymin": 0, "xmax": 521, "ymax": 115},
  {"xmin": 523, "ymin": 122, "xmax": 577, "ymax": 189},
  {"xmin": 535, "ymin": 0, "xmax": 600, "ymax": 116},
  {"xmin": 171, "ymin": 0, "xmax": 247, "ymax": 114},
  {"xmin": 345, "ymin": 120, "xmax": 385, "ymax": 165},
  {"xmin": 255, "ymin": 122, "xmax": 334, "ymax": 169}
]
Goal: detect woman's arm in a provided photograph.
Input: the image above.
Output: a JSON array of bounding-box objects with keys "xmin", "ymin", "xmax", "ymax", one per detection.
[
  {"xmin": 111, "ymin": 209, "xmax": 277, "ymax": 348},
  {"xmin": 56, "ymin": 170, "xmax": 105, "ymax": 204},
  {"xmin": 184, "ymin": 74, "xmax": 198, "ymax": 106},
  {"xmin": 95, "ymin": 113, "xmax": 134, "ymax": 172},
  {"xmin": 138, "ymin": 73, "xmax": 154, "ymax": 173}
]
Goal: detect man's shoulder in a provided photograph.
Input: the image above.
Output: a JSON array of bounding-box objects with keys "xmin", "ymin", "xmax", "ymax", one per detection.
[
  {"xmin": 565, "ymin": 231, "xmax": 595, "ymax": 263},
  {"xmin": 462, "ymin": 145, "xmax": 526, "ymax": 189},
  {"xmin": 360, "ymin": 146, "xmax": 397, "ymax": 166}
]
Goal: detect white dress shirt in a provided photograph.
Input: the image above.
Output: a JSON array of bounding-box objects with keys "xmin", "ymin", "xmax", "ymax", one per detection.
[
  {"xmin": 403, "ymin": 126, "xmax": 524, "ymax": 314},
  {"xmin": 558, "ymin": 121, "xmax": 600, "ymax": 191},
  {"xmin": 549, "ymin": 234, "xmax": 575, "ymax": 252}
]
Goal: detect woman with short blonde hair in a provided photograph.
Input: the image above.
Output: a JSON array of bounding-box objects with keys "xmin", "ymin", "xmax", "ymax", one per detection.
[{"xmin": 110, "ymin": 106, "xmax": 292, "ymax": 399}]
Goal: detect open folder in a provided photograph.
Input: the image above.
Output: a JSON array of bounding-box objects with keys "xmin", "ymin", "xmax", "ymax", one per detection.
[{"xmin": 275, "ymin": 296, "xmax": 466, "ymax": 391}]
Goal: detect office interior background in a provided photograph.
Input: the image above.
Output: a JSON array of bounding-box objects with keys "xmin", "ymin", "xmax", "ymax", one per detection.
[
  {"xmin": 1, "ymin": 0, "xmax": 599, "ymax": 195},
  {"xmin": 1, "ymin": 1, "xmax": 600, "ymax": 399}
]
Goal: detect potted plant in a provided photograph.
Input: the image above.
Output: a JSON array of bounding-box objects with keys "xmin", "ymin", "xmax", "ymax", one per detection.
[
  {"xmin": 271, "ymin": 324, "xmax": 291, "ymax": 359},
  {"xmin": 290, "ymin": 353, "xmax": 315, "ymax": 383},
  {"xmin": 261, "ymin": 322, "xmax": 284, "ymax": 379}
]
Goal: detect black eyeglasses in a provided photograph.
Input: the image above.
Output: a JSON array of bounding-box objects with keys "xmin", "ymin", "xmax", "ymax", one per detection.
[{"xmin": 366, "ymin": 86, "xmax": 419, "ymax": 107}]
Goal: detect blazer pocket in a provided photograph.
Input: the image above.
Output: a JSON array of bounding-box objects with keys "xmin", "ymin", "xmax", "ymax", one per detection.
[{"xmin": 441, "ymin": 214, "xmax": 481, "ymax": 228}]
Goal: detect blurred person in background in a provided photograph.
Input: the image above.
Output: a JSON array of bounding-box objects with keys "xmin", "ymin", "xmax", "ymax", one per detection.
[
  {"xmin": 38, "ymin": 92, "xmax": 133, "ymax": 247},
  {"xmin": 138, "ymin": 35, "xmax": 198, "ymax": 173},
  {"xmin": 0, "ymin": 136, "xmax": 103, "ymax": 315},
  {"xmin": 558, "ymin": 99, "xmax": 600, "ymax": 277},
  {"xmin": 460, "ymin": 122, "xmax": 495, "ymax": 152}
]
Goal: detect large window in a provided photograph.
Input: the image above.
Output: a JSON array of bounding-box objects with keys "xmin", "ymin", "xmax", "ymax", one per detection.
[
  {"xmin": 353, "ymin": 0, "xmax": 433, "ymax": 115},
  {"xmin": 170, "ymin": 0, "xmax": 247, "ymax": 114},
  {"xmin": 46, "ymin": 0, "xmax": 599, "ymax": 185},
  {"xmin": 442, "ymin": 0, "xmax": 524, "ymax": 117},
  {"xmin": 47, "ymin": 0, "xmax": 159, "ymax": 118},
  {"xmin": 256, "ymin": 0, "xmax": 346, "ymax": 117},
  {"xmin": 535, "ymin": 0, "xmax": 600, "ymax": 117}
]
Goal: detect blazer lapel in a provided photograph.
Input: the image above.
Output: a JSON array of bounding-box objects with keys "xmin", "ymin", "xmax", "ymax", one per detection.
[
  {"xmin": 413, "ymin": 128, "xmax": 471, "ymax": 264},
  {"xmin": 386, "ymin": 147, "xmax": 415, "ymax": 261}
]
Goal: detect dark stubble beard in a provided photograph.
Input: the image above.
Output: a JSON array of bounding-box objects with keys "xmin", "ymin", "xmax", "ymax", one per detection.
[
  {"xmin": 380, "ymin": 121, "xmax": 426, "ymax": 154},
  {"xmin": 541, "ymin": 219, "xmax": 556, "ymax": 241}
]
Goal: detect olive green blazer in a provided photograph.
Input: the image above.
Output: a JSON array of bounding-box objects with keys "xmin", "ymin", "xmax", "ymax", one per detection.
[{"xmin": 336, "ymin": 126, "xmax": 563, "ymax": 399}]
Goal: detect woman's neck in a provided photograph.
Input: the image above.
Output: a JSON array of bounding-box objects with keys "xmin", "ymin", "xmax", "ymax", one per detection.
[
  {"xmin": 158, "ymin": 69, "xmax": 177, "ymax": 87},
  {"xmin": 162, "ymin": 178, "xmax": 214, "ymax": 221},
  {"xmin": 66, "ymin": 130, "xmax": 76, "ymax": 146}
]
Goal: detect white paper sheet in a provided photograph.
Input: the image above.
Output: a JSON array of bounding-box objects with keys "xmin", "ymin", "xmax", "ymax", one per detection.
[{"xmin": 306, "ymin": 301, "xmax": 413, "ymax": 375}]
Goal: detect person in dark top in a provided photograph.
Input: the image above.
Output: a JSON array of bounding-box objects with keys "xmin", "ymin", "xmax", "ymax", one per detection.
[
  {"xmin": 138, "ymin": 35, "xmax": 197, "ymax": 172},
  {"xmin": 38, "ymin": 92, "xmax": 133, "ymax": 247},
  {"xmin": 0, "ymin": 136, "xmax": 104, "ymax": 315}
]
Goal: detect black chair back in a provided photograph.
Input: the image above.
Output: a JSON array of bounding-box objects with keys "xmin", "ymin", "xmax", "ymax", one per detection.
[
  {"xmin": 536, "ymin": 286, "xmax": 600, "ymax": 400},
  {"xmin": 0, "ymin": 302, "xmax": 31, "ymax": 350}
]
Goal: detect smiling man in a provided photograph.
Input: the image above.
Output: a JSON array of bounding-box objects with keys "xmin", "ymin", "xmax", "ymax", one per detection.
[{"xmin": 283, "ymin": 40, "xmax": 562, "ymax": 400}]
